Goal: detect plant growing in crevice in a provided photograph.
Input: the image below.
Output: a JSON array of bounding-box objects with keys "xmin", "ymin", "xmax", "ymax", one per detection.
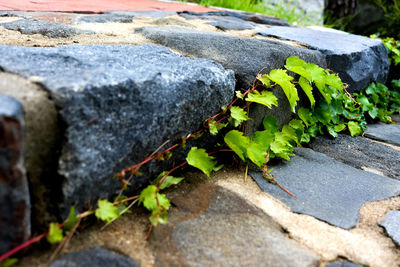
[{"xmin": 1, "ymin": 56, "xmax": 397, "ymax": 264}]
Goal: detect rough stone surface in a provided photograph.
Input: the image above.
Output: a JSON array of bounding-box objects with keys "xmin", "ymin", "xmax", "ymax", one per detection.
[
  {"xmin": 0, "ymin": 72, "xmax": 61, "ymax": 228},
  {"xmin": 308, "ymin": 134, "xmax": 400, "ymax": 180},
  {"xmin": 250, "ymin": 148, "xmax": 400, "ymax": 229},
  {"xmin": 137, "ymin": 26, "xmax": 326, "ymax": 129},
  {"xmin": 0, "ymin": 18, "xmax": 94, "ymax": 37},
  {"xmin": 364, "ymin": 122, "xmax": 400, "ymax": 147},
  {"xmin": 105, "ymin": 10, "xmax": 176, "ymax": 18},
  {"xmin": 0, "ymin": 44, "xmax": 235, "ymax": 216},
  {"xmin": 257, "ymin": 26, "xmax": 389, "ymax": 92},
  {"xmin": 50, "ymin": 247, "xmax": 140, "ymax": 267},
  {"xmin": 0, "ymin": 94, "xmax": 30, "ymax": 254},
  {"xmin": 151, "ymin": 184, "xmax": 320, "ymax": 266},
  {"xmin": 207, "ymin": 16, "xmax": 255, "ymax": 31},
  {"xmin": 326, "ymin": 260, "xmax": 363, "ymax": 267},
  {"xmin": 178, "ymin": 10, "xmax": 289, "ymax": 26},
  {"xmin": 379, "ymin": 210, "xmax": 400, "ymax": 246},
  {"xmin": 76, "ymin": 14, "xmax": 135, "ymax": 23}
]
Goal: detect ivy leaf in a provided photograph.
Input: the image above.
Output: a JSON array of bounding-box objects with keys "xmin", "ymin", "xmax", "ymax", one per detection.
[
  {"xmin": 139, "ymin": 185, "xmax": 158, "ymax": 211},
  {"xmin": 263, "ymin": 115, "xmax": 279, "ymax": 133},
  {"xmin": 284, "ymin": 56, "xmax": 312, "ymax": 81},
  {"xmin": 298, "ymin": 76, "xmax": 315, "ymax": 108},
  {"xmin": 268, "ymin": 69, "xmax": 298, "ymax": 112},
  {"xmin": 281, "ymin": 125, "xmax": 299, "ymax": 145},
  {"xmin": 114, "ymin": 196, "xmax": 132, "ymax": 215},
  {"xmin": 246, "ymin": 142, "xmax": 267, "ymax": 168},
  {"xmin": 327, "ymin": 125, "xmax": 339, "ymax": 138},
  {"xmin": 47, "ymin": 222, "xmax": 63, "ymax": 244},
  {"xmin": 245, "ymin": 90, "xmax": 278, "ymax": 108},
  {"xmin": 334, "ymin": 124, "xmax": 346, "ymax": 132},
  {"xmin": 160, "ymin": 176, "xmax": 184, "ymax": 190},
  {"xmin": 230, "ymin": 106, "xmax": 250, "ymax": 127},
  {"xmin": 325, "ymin": 72, "xmax": 343, "ymax": 92},
  {"xmin": 235, "ymin": 90, "xmax": 244, "ymax": 99},
  {"xmin": 306, "ymin": 64, "xmax": 331, "ymax": 104},
  {"xmin": 157, "ymin": 193, "xmax": 171, "ymax": 210},
  {"xmin": 252, "ymin": 130, "xmax": 275, "ymax": 149},
  {"xmin": 297, "ymin": 108, "xmax": 314, "ymax": 127},
  {"xmin": 257, "ymin": 74, "xmax": 271, "ymax": 88},
  {"xmin": 208, "ymin": 120, "xmax": 227, "ymax": 135},
  {"xmin": 224, "ymin": 130, "xmax": 250, "ymax": 161},
  {"xmin": 63, "ymin": 207, "xmax": 78, "ymax": 231},
  {"xmin": 95, "ymin": 200, "xmax": 120, "ymax": 223},
  {"xmin": 348, "ymin": 121, "xmax": 362, "ymax": 137},
  {"xmin": 186, "ymin": 147, "xmax": 217, "ymax": 177},
  {"xmin": 149, "ymin": 210, "xmax": 168, "ymax": 227}
]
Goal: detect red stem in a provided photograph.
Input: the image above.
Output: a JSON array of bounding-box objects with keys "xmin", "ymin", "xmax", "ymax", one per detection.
[{"xmin": 0, "ymin": 232, "xmax": 47, "ymax": 262}]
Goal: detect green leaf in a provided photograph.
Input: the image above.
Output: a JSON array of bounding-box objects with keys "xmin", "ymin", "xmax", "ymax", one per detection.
[
  {"xmin": 268, "ymin": 69, "xmax": 298, "ymax": 112},
  {"xmin": 230, "ymin": 106, "xmax": 250, "ymax": 127},
  {"xmin": 224, "ymin": 130, "xmax": 250, "ymax": 161},
  {"xmin": 298, "ymin": 76, "xmax": 315, "ymax": 108},
  {"xmin": 284, "ymin": 56, "xmax": 312, "ymax": 81},
  {"xmin": 327, "ymin": 125, "xmax": 338, "ymax": 138},
  {"xmin": 245, "ymin": 90, "xmax": 278, "ymax": 108},
  {"xmin": 348, "ymin": 121, "xmax": 362, "ymax": 137},
  {"xmin": 0, "ymin": 258, "xmax": 18, "ymax": 267},
  {"xmin": 186, "ymin": 147, "xmax": 217, "ymax": 177},
  {"xmin": 95, "ymin": 200, "xmax": 120, "ymax": 223},
  {"xmin": 63, "ymin": 207, "xmax": 78, "ymax": 231},
  {"xmin": 208, "ymin": 120, "xmax": 227, "ymax": 135},
  {"xmin": 325, "ymin": 72, "xmax": 343, "ymax": 92},
  {"xmin": 139, "ymin": 185, "xmax": 158, "ymax": 211},
  {"xmin": 235, "ymin": 90, "xmax": 244, "ymax": 99},
  {"xmin": 281, "ymin": 125, "xmax": 299, "ymax": 145},
  {"xmin": 333, "ymin": 124, "xmax": 346, "ymax": 132},
  {"xmin": 262, "ymin": 115, "xmax": 279, "ymax": 133},
  {"xmin": 47, "ymin": 222, "xmax": 63, "ymax": 244},
  {"xmin": 297, "ymin": 108, "xmax": 314, "ymax": 127},
  {"xmin": 306, "ymin": 64, "xmax": 331, "ymax": 104},
  {"xmin": 252, "ymin": 130, "xmax": 275, "ymax": 149},
  {"xmin": 157, "ymin": 193, "xmax": 171, "ymax": 210},
  {"xmin": 257, "ymin": 74, "xmax": 271, "ymax": 88},
  {"xmin": 159, "ymin": 175, "xmax": 184, "ymax": 190},
  {"xmin": 246, "ymin": 142, "xmax": 267, "ymax": 168},
  {"xmin": 149, "ymin": 210, "xmax": 168, "ymax": 226}
]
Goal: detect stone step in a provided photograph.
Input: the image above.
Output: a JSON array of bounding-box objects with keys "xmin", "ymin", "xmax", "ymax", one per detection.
[{"xmin": 0, "ymin": 9, "xmax": 395, "ymax": 262}]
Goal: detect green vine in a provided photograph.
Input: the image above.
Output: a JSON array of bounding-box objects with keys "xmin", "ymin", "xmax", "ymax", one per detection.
[{"xmin": 2, "ymin": 56, "xmax": 398, "ymax": 264}]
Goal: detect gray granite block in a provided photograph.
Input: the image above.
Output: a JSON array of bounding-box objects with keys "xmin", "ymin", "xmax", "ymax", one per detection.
[
  {"xmin": 257, "ymin": 26, "xmax": 389, "ymax": 92},
  {"xmin": 250, "ymin": 148, "xmax": 400, "ymax": 229},
  {"xmin": 364, "ymin": 122, "xmax": 400, "ymax": 147},
  {"xmin": 379, "ymin": 210, "xmax": 400, "ymax": 246}
]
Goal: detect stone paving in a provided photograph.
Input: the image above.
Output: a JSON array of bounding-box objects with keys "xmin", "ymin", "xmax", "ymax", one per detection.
[{"xmin": 0, "ymin": 2, "xmax": 399, "ymax": 267}]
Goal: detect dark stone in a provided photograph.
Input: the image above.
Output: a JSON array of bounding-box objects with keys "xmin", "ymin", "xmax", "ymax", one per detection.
[
  {"xmin": 151, "ymin": 185, "xmax": 320, "ymax": 266},
  {"xmin": 136, "ymin": 26, "xmax": 326, "ymax": 129},
  {"xmin": 379, "ymin": 210, "xmax": 400, "ymax": 246},
  {"xmin": 0, "ymin": 44, "xmax": 235, "ymax": 216},
  {"xmin": 104, "ymin": 10, "xmax": 176, "ymax": 18},
  {"xmin": 178, "ymin": 11, "xmax": 289, "ymax": 26},
  {"xmin": 326, "ymin": 260, "xmax": 363, "ymax": 267},
  {"xmin": 257, "ymin": 26, "xmax": 389, "ymax": 92},
  {"xmin": 207, "ymin": 16, "xmax": 255, "ymax": 31},
  {"xmin": 308, "ymin": 134, "xmax": 400, "ymax": 180},
  {"xmin": 76, "ymin": 14, "xmax": 135, "ymax": 23},
  {"xmin": 0, "ymin": 94, "xmax": 30, "ymax": 254},
  {"xmin": 50, "ymin": 247, "xmax": 139, "ymax": 267},
  {"xmin": 364, "ymin": 122, "xmax": 400, "ymax": 147},
  {"xmin": 249, "ymin": 148, "xmax": 400, "ymax": 229},
  {"xmin": 0, "ymin": 18, "xmax": 94, "ymax": 38}
]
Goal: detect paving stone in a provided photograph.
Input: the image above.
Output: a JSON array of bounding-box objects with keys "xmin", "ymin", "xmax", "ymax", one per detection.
[
  {"xmin": 0, "ymin": 18, "xmax": 94, "ymax": 37},
  {"xmin": 178, "ymin": 10, "xmax": 289, "ymax": 26},
  {"xmin": 308, "ymin": 134, "xmax": 400, "ymax": 180},
  {"xmin": 0, "ymin": 44, "xmax": 235, "ymax": 216},
  {"xmin": 137, "ymin": 26, "xmax": 326, "ymax": 129},
  {"xmin": 207, "ymin": 17, "xmax": 256, "ymax": 31},
  {"xmin": 326, "ymin": 260, "xmax": 363, "ymax": 267},
  {"xmin": 0, "ymin": 94, "xmax": 30, "ymax": 254},
  {"xmin": 76, "ymin": 14, "xmax": 135, "ymax": 23},
  {"xmin": 104, "ymin": 10, "xmax": 176, "ymax": 18},
  {"xmin": 0, "ymin": 72, "xmax": 61, "ymax": 229},
  {"xmin": 257, "ymin": 26, "xmax": 389, "ymax": 92},
  {"xmin": 151, "ymin": 184, "xmax": 320, "ymax": 266},
  {"xmin": 249, "ymin": 148, "xmax": 400, "ymax": 229},
  {"xmin": 50, "ymin": 247, "xmax": 139, "ymax": 267},
  {"xmin": 364, "ymin": 122, "xmax": 400, "ymax": 147},
  {"xmin": 379, "ymin": 210, "xmax": 400, "ymax": 246}
]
